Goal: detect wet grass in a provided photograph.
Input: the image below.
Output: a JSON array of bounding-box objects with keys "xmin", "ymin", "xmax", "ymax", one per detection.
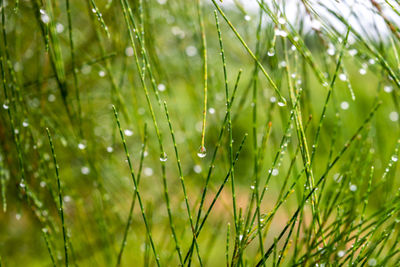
[{"xmin": 1, "ymin": 0, "xmax": 400, "ymax": 266}]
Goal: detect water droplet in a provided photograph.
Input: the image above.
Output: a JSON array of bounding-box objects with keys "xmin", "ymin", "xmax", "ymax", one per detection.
[
  {"xmin": 81, "ymin": 166, "xmax": 90, "ymax": 175},
  {"xmin": 106, "ymin": 146, "xmax": 113, "ymax": 153},
  {"xmin": 392, "ymin": 155, "xmax": 398, "ymax": 162},
  {"xmin": 48, "ymin": 94, "xmax": 56, "ymax": 102},
  {"xmin": 369, "ymin": 59, "xmax": 375, "ymax": 65},
  {"xmin": 193, "ymin": 165, "xmax": 202, "ymax": 173},
  {"xmin": 56, "ymin": 23, "xmax": 64, "ymax": 33},
  {"xmin": 277, "ymin": 101, "xmax": 286, "ymax": 107},
  {"xmin": 337, "ymin": 250, "xmax": 345, "ymax": 258},
  {"xmin": 368, "ymin": 258, "xmax": 377, "ymax": 266},
  {"xmin": 238, "ymin": 234, "xmax": 243, "ymax": 241},
  {"xmin": 63, "ymin": 195, "xmax": 72, "ymax": 202},
  {"xmin": 78, "ymin": 143, "xmax": 86, "ymax": 150},
  {"xmin": 19, "ymin": 181, "xmax": 26, "ymax": 188},
  {"xmin": 359, "ymin": 68, "xmax": 367, "ymax": 75},
  {"xmin": 348, "ymin": 49, "xmax": 357, "ymax": 56},
  {"xmin": 390, "ymin": 111, "xmax": 399, "ymax": 122},
  {"xmin": 98, "ymin": 70, "xmax": 106, "ymax": 77},
  {"xmin": 278, "ymin": 17, "xmax": 286, "ymax": 24},
  {"xmin": 384, "ymin": 86, "xmax": 393, "ymax": 93},
  {"xmin": 197, "ymin": 146, "xmax": 206, "ymax": 158},
  {"xmin": 14, "ymin": 129, "xmax": 19, "ymax": 135},
  {"xmin": 81, "ymin": 65, "xmax": 92, "ymax": 74},
  {"xmin": 171, "ymin": 26, "xmax": 185, "ymax": 39},
  {"xmin": 275, "ymin": 29, "xmax": 287, "ymax": 37},
  {"xmin": 124, "ymin": 129, "xmax": 133, "ymax": 136},
  {"xmin": 250, "ymin": 185, "xmax": 255, "ymax": 190},
  {"xmin": 272, "ymin": 168, "xmax": 279, "ymax": 176},
  {"xmin": 267, "ymin": 48, "xmax": 275, "ymax": 57},
  {"xmin": 185, "ymin": 46, "xmax": 197, "ymax": 57},
  {"xmin": 40, "ymin": 10, "xmax": 50, "ymax": 24},
  {"xmin": 208, "ymin": 107, "xmax": 215, "ymax": 114},
  {"xmin": 3, "ymin": 103, "xmax": 9, "ymax": 109},
  {"xmin": 339, "ymin": 73, "xmax": 347, "ymax": 81},
  {"xmin": 144, "ymin": 167, "xmax": 153, "ymax": 176},
  {"xmin": 160, "ymin": 152, "xmax": 168, "ymax": 162},
  {"xmin": 340, "ymin": 101, "xmax": 349, "ymax": 110},
  {"xmin": 244, "ymin": 15, "xmax": 251, "ymax": 21},
  {"xmin": 349, "ymin": 184, "xmax": 357, "ymax": 192},
  {"xmin": 40, "ymin": 181, "xmax": 46, "ymax": 188},
  {"xmin": 326, "ymin": 43, "xmax": 335, "ymax": 56},
  {"xmin": 279, "ymin": 61, "xmax": 287, "ymax": 68},
  {"xmin": 15, "ymin": 213, "xmax": 21, "ymax": 220},
  {"xmin": 22, "ymin": 121, "xmax": 29, "ymax": 127},
  {"xmin": 42, "ymin": 228, "xmax": 48, "ymax": 233},
  {"xmin": 270, "ymin": 96, "xmax": 277, "ymax": 103},
  {"xmin": 157, "ymin": 83, "xmax": 166, "ymax": 92},
  {"xmin": 125, "ymin": 46, "xmax": 134, "ymax": 57}
]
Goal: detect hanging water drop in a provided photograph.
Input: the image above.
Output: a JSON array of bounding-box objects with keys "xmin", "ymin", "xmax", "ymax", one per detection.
[
  {"xmin": 40, "ymin": 10, "xmax": 50, "ymax": 24},
  {"xmin": 160, "ymin": 152, "xmax": 168, "ymax": 162},
  {"xmin": 197, "ymin": 146, "xmax": 207, "ymax": 158},
  {"xmin": 267, "ymin": 48, "xmax": 275, "ymax": 57}
]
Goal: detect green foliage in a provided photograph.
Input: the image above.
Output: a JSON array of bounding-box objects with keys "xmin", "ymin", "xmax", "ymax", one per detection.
[{"xmin": 1, "ymin": 0, "xmax": 400, "ymax": 266}]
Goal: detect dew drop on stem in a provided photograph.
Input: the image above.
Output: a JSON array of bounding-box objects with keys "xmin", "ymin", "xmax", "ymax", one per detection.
[
  {"xmin": 160, "ymin": 152, "xmax": 168, "ymax": 162},
  {"xmin": 267, "ymin": 48, "xmax": 275, "ymax": 57},
  {"xmin": 197, "ymin": 146, "xmax": 206, "ymax": 158}
]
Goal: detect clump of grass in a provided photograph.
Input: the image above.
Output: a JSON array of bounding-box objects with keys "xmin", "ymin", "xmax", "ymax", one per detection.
[{"xmin": 1, "ymin": 0, "xmax": 400, "ymax": 266}]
